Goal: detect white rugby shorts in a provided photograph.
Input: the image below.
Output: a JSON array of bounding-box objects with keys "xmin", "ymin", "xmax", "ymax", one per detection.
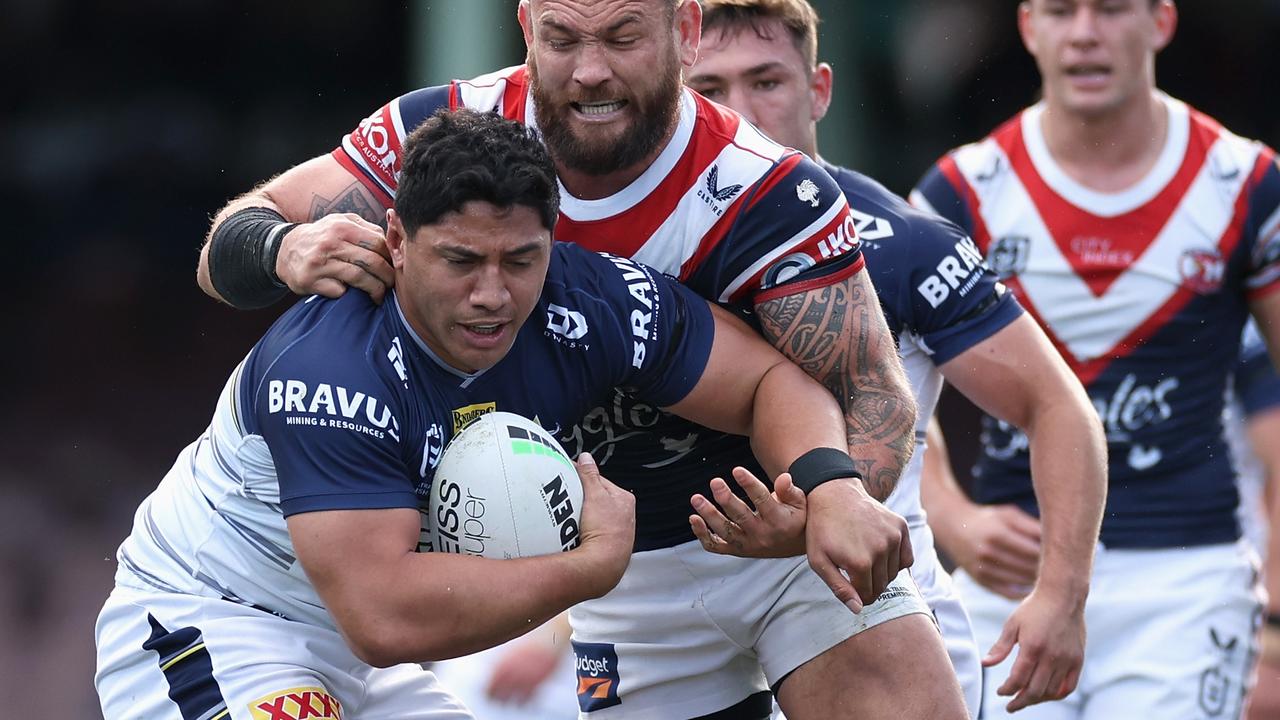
[
  {"xmin": 567, "ymin": 540, "xmax": 932, "ymax": 719},
  {"xmin": 95, "ymin": 585, "xmax": 474, "ymax": 720},
  {"xmin": 957, "ymin": 540, "xmax": 1262, "ymax": 720}
]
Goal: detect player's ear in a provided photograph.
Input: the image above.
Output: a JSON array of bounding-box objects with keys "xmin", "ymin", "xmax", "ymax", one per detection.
[
  {"xmin": 385, "ymin": 210, "xmax": 408, "ymax": 270},
  {"xmin": 810, "ymin": 62, "xmax": 833, "ymax": 123},
  {"xmin": 1151, "ymin": 0, "xmax": 1177, "ymax": 53},
  {"xmin": 676, "ymin": 0, "xmax": 702, "ymax": 69},
  {"xmin": 1016, "ymin": 1, "xmax": 1038, "ymax": 57},
  {"xmin": 518, "ymin": 1, "xmax": 535, "ymax": 50}
]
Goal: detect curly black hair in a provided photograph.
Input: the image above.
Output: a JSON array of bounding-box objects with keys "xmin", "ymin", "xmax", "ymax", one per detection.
[{"xmin": 395, "ymin": 108, "xmax": 559, "ymax": 236}]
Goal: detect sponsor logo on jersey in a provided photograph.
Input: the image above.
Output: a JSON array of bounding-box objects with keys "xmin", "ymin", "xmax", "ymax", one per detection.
[
  {"xmin": 1178, "ymin": 248, "xmax": 1227, "ymax": 294},
  {"xmin": 816, "ymin": 212, "xmax": 861, "ymax": 262},
  {"xmin": 762, "ymin": 252, "xmax": 817, "ymax": 288},
  {"xmin": 796, "ymin": 178, "xmax": 820, "ymax": 207},
  {"xmin": 988, "ymin": 235, "xmax": 1029, "ymax": 278},
  {"xmin": 697, "ymin": 165, "xmax": 743, "ymax": 216},
  {"xmin": 916, "ymin": 236, "xmax": 987, "ymax": 308},
  {"xmin": 573, "ymin": 641, "xmax": 622, "ymax": 712},
  {"xmin": 352, "ymin": 106, "xmax": 400, "ymax": 187},
  {"xmin": 545, "ymin": 303, "xmax": 590, "ymax": 349},
  {"xmin": 1068, "ymin": 236, "xmax": 1135, "ymax": 268},
  {"xmin": 452, "ymin": 402, "xmax": 496, "ymax": 432},
  {"xmin": 250, "ymin": 686, "xmax": 343, "ymax": 720},
  {"xmin": 267, "ymin": 380, "xmax": 399, "ymax": 441},
  {"xmin": 605, "ymin": 255, "xmax": 660, "ymax": 369}
]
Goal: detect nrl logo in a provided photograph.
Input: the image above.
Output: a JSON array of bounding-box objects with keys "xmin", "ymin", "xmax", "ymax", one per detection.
[{"xmin": 796, "ymin": 178, "xmax": 820, "ymax": 207}]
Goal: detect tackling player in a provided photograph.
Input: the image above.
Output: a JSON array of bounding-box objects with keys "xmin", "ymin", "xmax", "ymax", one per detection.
[
  {"xmin": 193, "ymin": 1, "xmax": 966, "ymax": 718},
  {"xmin": 912, "ymin": 1, "xmax": 1280, "ymax": 717},
  {"xmin": 95, "ymin": 109, "xmax": 907, "ymax": 719},
  {"xmin": 683, "ymin": 0, "xmax": 1106, "ymax": 715}
]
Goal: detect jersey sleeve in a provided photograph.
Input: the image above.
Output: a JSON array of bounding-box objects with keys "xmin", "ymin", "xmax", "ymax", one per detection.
[
  {"xmin": 889, "ymin": 216, "xmax": 1024, "ymax": 365},
  {"xmin": 330, "ymin": 84, "xmax": 455, "ymax": 207},
  {"xmin": 250, "ymin": 341, "xmax": 415, "ymax": 518},
  {"xmin": 909, "ymin": 159, "xmax": 979, "ymax": 239},
  {"xmin": 1243, "ymin": 152, "xmax": 1280, "ymax": 300},
  {"xmin": 584, "ymin": 250, "xmax": 716, "ymax": 408},
  {"xmin": 690, "ymin": 154, "xmax": 864, "ymax": 305},
  {"xmin": 1235, "ymin": 322, "xmax": 1280, "ymax": 417}
]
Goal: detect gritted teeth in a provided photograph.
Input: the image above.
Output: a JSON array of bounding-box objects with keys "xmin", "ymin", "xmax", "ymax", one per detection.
[
  {"xmin": 574, "ymin": 100, "xmax": 627, "ymax": 115},
  {"xmin": 1066, "ymin": 64, "xmax": 1111, "ymax": 75},
  {"xmin": 465, "ymin": 323, "xmax": 502, "ymax": 335}
]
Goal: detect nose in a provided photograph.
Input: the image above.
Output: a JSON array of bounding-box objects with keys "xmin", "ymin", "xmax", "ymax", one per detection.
[
  {"xmin": 724, "ymin": 86, "xmax": 757, "ymax": 124},
  {"xmin": 572, "ymin": 41, "xmax": 613, "ymax": 89},
  {"xmin": 469, "ymin": 265, "xmax": 511, "ymax": 311},
  {"xmin": 1066, "ymin": 5, "xmax": 1101, "ymax": 45}
]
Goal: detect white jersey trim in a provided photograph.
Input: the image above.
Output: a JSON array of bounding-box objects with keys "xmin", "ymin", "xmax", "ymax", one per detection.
[{"xmin": 1020, "ymin": 93, "xmax": 1189, "ymax": 217}]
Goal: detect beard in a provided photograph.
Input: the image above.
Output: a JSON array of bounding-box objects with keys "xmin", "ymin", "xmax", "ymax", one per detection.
[{"xmin": 529, "ymin": 50, "xmax": 682, "ymax": 177}]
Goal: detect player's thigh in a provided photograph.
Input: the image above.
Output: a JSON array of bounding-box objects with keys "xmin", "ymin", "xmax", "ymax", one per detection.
[
  {"xmin": 743, "ymin": 565, "xmax": 964, "ymax": 720},
  {"xmin": 1082, "ymin": 543, "xmax": 1261, "ymax": 720},
  {"xmin": 569, "ymin": 545, "xmax": 768, "ymax": 719}
]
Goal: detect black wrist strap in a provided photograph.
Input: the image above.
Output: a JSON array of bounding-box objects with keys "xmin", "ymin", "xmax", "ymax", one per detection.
[
  {"xmin": 208, "ymin": 207, "xmax": 296, "ymax": 309},
  {"xmin": 789, "ymin": 447, "xmax": 861, "ymax": 495},
  {"xmin": 1266, "ymin": 612, "xmax": 1280, "ymax": 629}
]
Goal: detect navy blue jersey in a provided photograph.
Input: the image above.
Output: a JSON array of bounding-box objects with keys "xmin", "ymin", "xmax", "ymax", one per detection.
[{"xmin": 238, "ymin": 243, "xmax": 713, "ymax": 518}]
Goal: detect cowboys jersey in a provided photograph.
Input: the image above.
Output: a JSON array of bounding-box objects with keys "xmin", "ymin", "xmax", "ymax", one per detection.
[
  {"xmin": 112, "ymin": 242, "xmax": 713, "ymax": 627},
  {"xmin": 912, "ymin": 94, "xmax": 1280, "ymax": 548}
]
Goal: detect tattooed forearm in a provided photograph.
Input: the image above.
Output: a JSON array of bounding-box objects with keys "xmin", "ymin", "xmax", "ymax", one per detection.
[
  {"xmin": 756, "ymin": 272, "xmax": 917, "ymax": 501},
  {"xmin": 309, "ymin": 182, "xmax": 387, "ymax": 229}
]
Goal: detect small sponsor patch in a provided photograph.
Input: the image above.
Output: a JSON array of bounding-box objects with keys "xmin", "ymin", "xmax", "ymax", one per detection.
[
  {"xmin": 249, "ymin": 686, "xmax": 343, "ymax": 720},
  {"xmin": 573, "ymin": 641, "xmax": 622, "ymax": 712},
  {"xmin": 452, "ymin": 402, "xmax": 496, "ymax": 432}
]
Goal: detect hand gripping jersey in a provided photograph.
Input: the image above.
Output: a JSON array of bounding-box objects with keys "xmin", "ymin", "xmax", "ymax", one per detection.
[
  {"xmin": 335, "ymin": 66, "xmax": 864, "ymax": 549},
  {"xmin": 112, "ymin": 243, "xmax": 713, "ymax": 627},
  {"xmin": 912, "ymin": 94, "xmax": 1280, "ymax": 548},
  {"xmin": 820, "ymin": 162, "xmax": 1023, "ymax": 543}
]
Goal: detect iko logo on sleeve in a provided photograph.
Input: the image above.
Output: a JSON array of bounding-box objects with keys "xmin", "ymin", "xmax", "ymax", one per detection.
[{"xmin": 573, "ymin": 641, "xmax": 622, "ymax": 712}]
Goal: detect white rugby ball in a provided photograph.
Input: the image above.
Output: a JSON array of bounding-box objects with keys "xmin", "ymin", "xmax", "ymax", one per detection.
[{"xmin": 429, "ymin": 412, "xmax": 583, "ymax": 560}]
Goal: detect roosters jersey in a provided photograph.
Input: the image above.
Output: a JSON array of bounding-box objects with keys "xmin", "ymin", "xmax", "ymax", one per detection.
[
  {"xmin": 1229, "ymin": 321, "xmax": 1280, "ymax": 555},
  {"xmin": 112, "ymin": 243, "xmax": 713, "ymax": 627},
  {"xmin": 334, "ymin": 66, "xmax": 865, "ymax": 549},
  {"xmin": 912, "ymin": 94, "xmax": 1280, "ymax": 548}
]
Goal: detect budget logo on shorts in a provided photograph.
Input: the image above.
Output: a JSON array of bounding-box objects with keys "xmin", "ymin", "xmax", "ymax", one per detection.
[
  {"xmin": 572, "ymin": 641, "xmax": 622, "ymax": 712},
  {"xmin": 249, "ymin": 686, "xmax": 343, "ymax": 720}
]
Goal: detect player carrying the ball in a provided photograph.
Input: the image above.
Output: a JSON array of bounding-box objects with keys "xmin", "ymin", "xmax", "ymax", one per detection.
[{"xmin": 93, "ymin": 109, "xmax": 913, "ymax": 720}]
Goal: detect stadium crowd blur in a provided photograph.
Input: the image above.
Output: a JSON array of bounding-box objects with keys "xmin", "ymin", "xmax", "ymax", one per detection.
[{"xmin": 4, "ymin": 0, "xmax": 1278, "ymax": 715}]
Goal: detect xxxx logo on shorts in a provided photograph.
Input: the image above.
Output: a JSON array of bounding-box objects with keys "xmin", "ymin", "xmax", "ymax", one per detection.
[
  {"xmin": 249, "ymin": 686, "xmax": 343, "ymax": 720},
  {"xmin": 572, "ymin": 641, "xmax": 622, "ymax": 712}
]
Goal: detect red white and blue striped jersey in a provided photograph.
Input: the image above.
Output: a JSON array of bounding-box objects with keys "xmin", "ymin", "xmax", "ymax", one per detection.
[
  {"xmin": 333, "ymin": 65, "xmax": 865, "ymax": 549},
  {"xmin": 912, "ymin": 94, "xmax": 1280, "ymax": 548}
]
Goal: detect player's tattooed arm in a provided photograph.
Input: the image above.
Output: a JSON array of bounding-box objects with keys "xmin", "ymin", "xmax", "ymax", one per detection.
[
  {"xmin": 308, "ymin": 181, "xmax": 387, "ymax": 229},
  {"xmin": 199, "ymin": 153, "xmax": 394, "ymax": 304},
  {"xmin": 756, "ymin": 270, "xmax": 917, "ymax": 501}
]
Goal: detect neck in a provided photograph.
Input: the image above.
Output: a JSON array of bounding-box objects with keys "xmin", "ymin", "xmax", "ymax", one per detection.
[{"xmin": 1039, "ymin": 89, "xmax": 1168, "ymax": 192}]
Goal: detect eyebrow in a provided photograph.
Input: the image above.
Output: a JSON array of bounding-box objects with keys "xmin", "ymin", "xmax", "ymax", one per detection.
[
  {"xmin": 688, "ymin": 60, "xmax": 789, "ymax": 85},
  {"xmin": 438, "ymin": 241, "xmax": 545, "ymax": 259}
]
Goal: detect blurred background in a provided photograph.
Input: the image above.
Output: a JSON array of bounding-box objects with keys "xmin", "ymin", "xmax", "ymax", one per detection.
[{"xmin": 3, "ymin": 0, "xmax": 1278, "ymax": 715}]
